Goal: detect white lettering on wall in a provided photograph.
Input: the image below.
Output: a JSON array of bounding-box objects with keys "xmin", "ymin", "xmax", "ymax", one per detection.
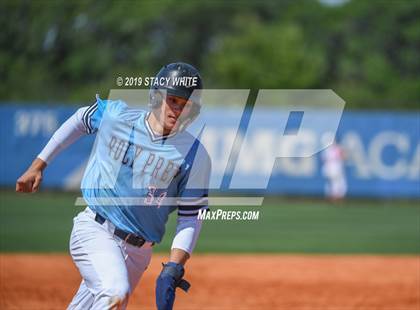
[{"xmin": 14, "ymin": 110, "xmax": 58, "ymax": 137}]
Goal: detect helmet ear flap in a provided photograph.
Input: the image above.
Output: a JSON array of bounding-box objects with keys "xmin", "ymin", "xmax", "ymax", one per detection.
[
  {"xmin": 178, "ymin": 102, "xmax": 201, "ymax": 132},
  {"xmin": 149, "ymin": 89, "xmax": 164, "ymax": 108}
]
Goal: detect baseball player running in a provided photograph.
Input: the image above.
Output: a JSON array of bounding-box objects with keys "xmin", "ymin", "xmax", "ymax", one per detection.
[{"xmin": 16, "ymin": 62, "xmax": 211, "ymax": 310}]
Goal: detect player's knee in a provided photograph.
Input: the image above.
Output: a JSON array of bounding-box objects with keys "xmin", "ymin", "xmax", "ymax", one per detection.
[
  {"xmin": 100, "ymin": 284, "xmax": 130, "ymax": 309},
  {"xmin": 108, "ymin": 294, "xmax": 128, "ymax": 310},
  {"xmin": 110, "ymin": 286, "xmax": 130, "ymax": 301}
]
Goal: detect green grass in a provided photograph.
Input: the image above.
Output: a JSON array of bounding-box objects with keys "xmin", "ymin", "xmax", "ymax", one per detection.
[{"xmin": 1, "ymin": 190, "xmax": 419, "ymax": 254}]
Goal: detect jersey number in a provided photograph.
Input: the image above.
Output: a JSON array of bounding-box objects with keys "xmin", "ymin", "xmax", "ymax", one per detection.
[{"xmin": 144, "ymin": 186, "xmax": 167, "ymax": 208}]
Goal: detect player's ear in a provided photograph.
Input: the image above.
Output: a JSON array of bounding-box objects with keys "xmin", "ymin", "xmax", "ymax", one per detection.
[{"xmin": 149, "ymin": 90, "xmax": 164, "ymax": 108}]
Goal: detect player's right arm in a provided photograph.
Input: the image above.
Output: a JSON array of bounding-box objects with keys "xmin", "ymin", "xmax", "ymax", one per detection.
[
  {"xmin": 16, "ymin": 104, "xmax": 98, "ymax": 193},
  {"xmin": 15, "ymin": 157, "xmax": 46, "ymax": 193}
]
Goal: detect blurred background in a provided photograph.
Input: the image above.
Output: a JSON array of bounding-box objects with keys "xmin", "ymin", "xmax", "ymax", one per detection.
[
  {"xmin": 1, "ymin": 0, "xmax": 420, "ymax": 107},
  {"xmin": 0, "ymin": 0, "xmax": 419, "ymax": 254}
]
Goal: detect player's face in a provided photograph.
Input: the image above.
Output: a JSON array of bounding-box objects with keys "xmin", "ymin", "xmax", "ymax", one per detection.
[{"xmin": 160, "ymin": 95, "xmax": 192, "ymax": 132}]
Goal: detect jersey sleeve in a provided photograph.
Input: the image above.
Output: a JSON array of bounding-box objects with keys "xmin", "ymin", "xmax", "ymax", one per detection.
[
  {"xmin": 82, "ymin": 94, "xmax": 128, "ymax": 134},
  {"xmin": 177, "ymin": 144, "xmax": 211, "ymax": 218},
  {"xmin": 37, "ymin": 106, "xmax": 89, "ymax": 163},
  {"xmin": 171, "ymin": 216, "xmax": 203, "ymax": 255}
]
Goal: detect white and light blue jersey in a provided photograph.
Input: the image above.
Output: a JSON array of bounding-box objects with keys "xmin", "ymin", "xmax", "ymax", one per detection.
[{"xmin": 80, "ymin": 96, "xmax": 211, "ymax": 243}]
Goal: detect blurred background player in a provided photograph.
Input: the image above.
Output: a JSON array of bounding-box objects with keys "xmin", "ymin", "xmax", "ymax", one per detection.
[{"xmin": 321, "ymin": 133, "xmax": 347, "ymax": 201}]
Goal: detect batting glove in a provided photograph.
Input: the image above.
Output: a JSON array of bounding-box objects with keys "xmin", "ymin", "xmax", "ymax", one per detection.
[{"xmin": 155, "ymin": 262, "xmax": 190, "ymax": 310}]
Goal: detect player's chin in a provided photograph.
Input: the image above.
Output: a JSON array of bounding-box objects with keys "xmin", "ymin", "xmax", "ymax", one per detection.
[{"xmin": 164, "ymin": 120, "xmax": 180, "ymax": 133}]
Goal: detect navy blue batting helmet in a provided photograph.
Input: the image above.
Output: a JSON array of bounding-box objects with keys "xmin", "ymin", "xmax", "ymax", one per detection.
[{"xmin": 149, "ymin": 62, "xmax": 203, "ymax": 123}]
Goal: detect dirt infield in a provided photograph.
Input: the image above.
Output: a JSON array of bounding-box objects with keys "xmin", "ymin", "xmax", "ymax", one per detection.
[{"xmin": 1, "ymin": 254, "xmax": 419, "ymax": 310}]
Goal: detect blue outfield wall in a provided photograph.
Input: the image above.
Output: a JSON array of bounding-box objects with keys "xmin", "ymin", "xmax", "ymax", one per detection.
[{"xmin": 0, "ymin": 104, "xmax": 419, "ymax": 198}]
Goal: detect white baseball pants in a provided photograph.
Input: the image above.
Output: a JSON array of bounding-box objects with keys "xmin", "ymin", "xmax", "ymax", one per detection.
[{"xmin": 68, "ymin": 207, "xmax": 153, "ymax": 310}]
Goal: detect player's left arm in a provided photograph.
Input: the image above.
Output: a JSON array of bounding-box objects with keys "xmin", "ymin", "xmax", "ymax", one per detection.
[
  {"xmin": 156, "ymin": 145, "xmax": 211, "ymax": 310},
  {"xmin": 169, "ymin": 248, "xmax": 190, "ymax": 266},
  {"xmin": 169, "ymin": 211, "xmax": 204, "ymax": 265}
]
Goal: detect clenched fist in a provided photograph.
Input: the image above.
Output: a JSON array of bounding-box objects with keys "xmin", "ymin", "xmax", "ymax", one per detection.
[{"xmin": 16, "ymin": 158, "xmax": 47, "ymax": 193}]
